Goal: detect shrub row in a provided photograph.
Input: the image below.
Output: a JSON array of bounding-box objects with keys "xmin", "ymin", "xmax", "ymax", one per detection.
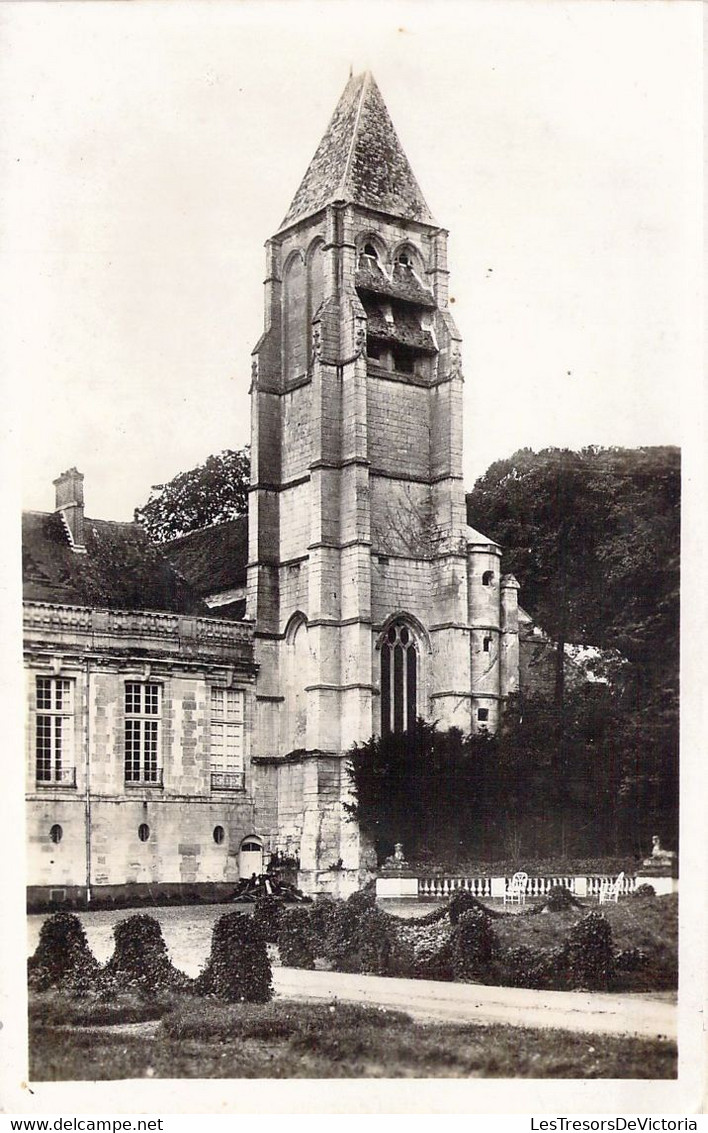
[
  {"xmin": 276, "ymin": 889, "xmax": 632, "ymax": 990},
  {"xmin": 29, "ymin": 910, "xmax": 273, "ymax": 1004}
]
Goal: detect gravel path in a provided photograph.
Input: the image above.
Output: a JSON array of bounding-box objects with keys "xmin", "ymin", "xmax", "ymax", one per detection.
[{"xmin": 272, "ymin": 968, "xmax": 676, "ymax": 1039}]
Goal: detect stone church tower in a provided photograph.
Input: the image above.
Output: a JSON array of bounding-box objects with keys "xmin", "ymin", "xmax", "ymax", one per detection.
[{"xmin": 247, "ymin": 72, "xmax": 519, "ymax": 894}]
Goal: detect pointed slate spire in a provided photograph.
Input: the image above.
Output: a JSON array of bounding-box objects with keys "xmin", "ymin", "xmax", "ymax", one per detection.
[{"xmin": 280, "ymin": 71, "xmax": 435, "ymax": 230}]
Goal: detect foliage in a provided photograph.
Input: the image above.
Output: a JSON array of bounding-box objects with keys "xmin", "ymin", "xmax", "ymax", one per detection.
[
  {"xmin": 253, "ymin": 896, "xmax": 284, "ymax": 944},
  {"xmin": 632, "ymin": 884, "xmax": 656, "ymax": 899},
  {"xmin": 467, "ymin": 445, "xmax": 679, "ymax": 663},
  {"xmin": 277, "ymin": 908, "xmax": 315, "ymax": 969},
  {"xmin": 565, "ymin": 912, "xmax": 615, "ymax": 990},
  {"xmin": 541, "ymin": 885, "xmax": 578, "ymax": 913},
  {"xmin": 27, "ymin": 912, "xmax": 101, "ymax": 993},
  {"xmin": 320, "ymin": 897, "xmax": 395, "ymax": 975},
  {"xmin": 308, "ymin": 897, "xmax": 339, "ymax": 950},
  {"xmin": 196, "ymin": 912, "xmax": 273, "ymax": 1003},
  {"xmin": 448, "ymin": 889, "xmax": 502, "ymax": 924},
  {"xmin": 500, "ymin": 944, "xmax": 566, "ymax": 990},
  {"xmin": 345, "ymin": 720, "xmax": 493, "ymax": 862},
  {"xmin": 452, "ymin": 910, "xmax": 497, "ymax": 982},
  {"xmin": 102, "ymin": 915, "xmax": 188, "ymax": 994},
  {"xmin": 346, "ymin": 698, "xmax": 676, "ymax": 861},
  {"xmin": 134, "ymin": 448, "xmax": 250, "ymax": 542},
  {"xmin": 467, "ymin": 445, "xmax": 680, "ymax": 857}
]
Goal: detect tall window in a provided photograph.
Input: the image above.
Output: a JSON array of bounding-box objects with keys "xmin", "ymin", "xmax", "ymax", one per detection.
[
  {"xmin": 36, "ymin": 677, "xmax": 75, "ymax": 785},
  {"xmin": 124, "ymin": 682, "xmax": 161, "ymax": 785},
  {"xmin": 283, "ymin": 254, "xmax": 306, "ymax": 382},
  {"xmin": 380, "ymin": 622, "xmax": 418, "ymax": 735},
  {"xmin": 210, "ymin": 688, "xmax": 245, "ymax": 790}
]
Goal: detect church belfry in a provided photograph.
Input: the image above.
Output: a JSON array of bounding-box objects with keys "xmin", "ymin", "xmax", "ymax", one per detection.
[{"xmin": 248, "ymin": 72, "xmax": 519, "ymax": 893}]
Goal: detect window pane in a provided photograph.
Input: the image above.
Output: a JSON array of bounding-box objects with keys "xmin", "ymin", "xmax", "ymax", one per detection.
[
  {"xmin": 381, "ymin": 643, "xmax": 391, "ymax": 734},
  {"xmin": 125, "ymin": 683, "xmax": 140, "ymax": 714},
  {"xmin": 211, "ymin": 722, "xmax": 225, "ymax": 771},
  {"xmin": 125, "ymin": 719, "xmax": 140, "ymax": 780},
  {"xmin": 36, "ymin": 717, "xmax": 51, "ymax": 780},
  {"xmin": 144, "ymin": 721, "xmax": 158, "ymax": 779},
  {"xmin": 406, "ymin": 645, "xmax": 417, "ymax": 731},
  {"xmin": 36, "ymin": 678, "xmax": 51, "ymax": 710},
  {"xmin": 211, "ymin": 688, "xmax": 223, "ymax": 717},
  {"xmin": 224, "ymin": 723, "xmax": 244, "ymax": 770},
  {"xmin": 54, "ymin": 715, "xmax": 62, "ymax": 772},
  {"xmin": 145, "ymin": 684, "xmax": 159, "ymax": 714},
  {"xmin": 225, "ymin": 689, "xmax": 243, "ymax": 721},
  {"xmin": 393, "ymin": 643, "xmax": 404, "ymax": 734}
]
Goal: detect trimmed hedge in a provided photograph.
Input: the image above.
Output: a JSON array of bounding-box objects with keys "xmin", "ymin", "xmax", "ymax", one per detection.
[
  {"xmin": 197, "ymin": 912, "xmax": 273, "ymax": 1003},
  {"xmin": 452, "ymin": 909, "xmax": 497, "ymax": 981},
  {"xmin": 253, "ymin": 896, "xmax": 284, "ymax": 944},
  {"xmin": 278, "ymin": 908, "xmax": 315, "ymax": 969},
  {"xmin": 102, "ymin": 915, "xmax": 188, "ymax": 993},
  {"xmin": 565, "ymin": 912, "xmax": 615, "ymax": 989},
  {"xmin": 27, "ymin": 912, "xmax": 101, "ymax": 993}
]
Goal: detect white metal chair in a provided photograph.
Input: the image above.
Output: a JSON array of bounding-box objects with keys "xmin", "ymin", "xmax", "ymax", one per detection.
[
  {"xmin": 598, "ymin": 871, "xmax": 625, "ymax": 904},
  {"xmin": 504, "ymin": 871, "xmax": 528, "ymax": 906}
]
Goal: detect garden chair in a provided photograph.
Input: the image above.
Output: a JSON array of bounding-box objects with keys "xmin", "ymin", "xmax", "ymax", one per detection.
[
  {"xmin": 503, "ymin": 871, "xmax": 528, "ymax": 906},
  {"xmin": 598, "ymin": 871, "xmax": 625, "ymax": 904}
]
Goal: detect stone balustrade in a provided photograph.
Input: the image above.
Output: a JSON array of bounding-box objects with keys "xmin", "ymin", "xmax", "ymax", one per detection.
[
  {"xmin": 377, "ymin": 872, "xmax": 678, "ymax": 902},
  {"xmin": 23, "ymin": 601, "xmax": 253, "ymax": 650}
]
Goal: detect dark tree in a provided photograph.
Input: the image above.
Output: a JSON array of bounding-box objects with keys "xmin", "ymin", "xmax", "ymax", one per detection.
[
  {"xmin": 345, "ymin": 720, "xmax": 493, "ymax": 864},
  {"xmin": 134, "ymin": 448, "xmax": 250, "ymax": 542},
  {"xmin": 466, "ymin": 445, "xmax": 680, "ymax": 667}
]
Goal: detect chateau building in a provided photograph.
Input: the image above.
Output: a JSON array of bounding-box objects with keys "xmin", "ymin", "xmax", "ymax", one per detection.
[
  {"xmin": 23, "ymin": 470, "xmax": 259, "ymax": 906},
  {"xmin": 23, "ymin": 72, "xmax": 520, "ymax": 904}
]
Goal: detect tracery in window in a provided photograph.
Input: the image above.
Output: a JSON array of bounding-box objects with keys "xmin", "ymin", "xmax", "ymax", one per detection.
[{"xmin": 380, "ymin": 622, "xmax": 418, "ymax": 735}]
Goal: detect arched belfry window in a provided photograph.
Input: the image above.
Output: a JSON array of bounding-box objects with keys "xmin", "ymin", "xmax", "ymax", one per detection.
[
  {"xmin": 381, "ymin": 622, "xmax": 418, "ymax": 735},
  {"xmin": 283, "ymin": 253, "xmax": 306, "ymax": 382}
]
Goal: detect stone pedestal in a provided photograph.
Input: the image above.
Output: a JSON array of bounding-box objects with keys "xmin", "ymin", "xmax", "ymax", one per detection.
[
  {"xmin": 375, "ymin": 874, "xmax": 419, "ymax": 900},
  {"xmin": 635, "ymin": 874, "xmax": 678, "ymax": 896}
]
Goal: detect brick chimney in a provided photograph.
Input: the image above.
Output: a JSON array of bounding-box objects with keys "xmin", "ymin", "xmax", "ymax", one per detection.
[{"xmin": 53, "ymin": 467, "xmax": 86, "ymax": 552}]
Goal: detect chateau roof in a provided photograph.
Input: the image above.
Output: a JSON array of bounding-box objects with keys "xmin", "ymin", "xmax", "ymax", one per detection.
[
  {"xmin": 280, "ymin": 71, "xmax": 435, "ymax": 231},
  {"xmin": 22, "ymin": 511, "xmax": 208, "ymax": 615},
  {"xmin": 163, "ymin": 515, "xmax": 248, "ymax": 597}
]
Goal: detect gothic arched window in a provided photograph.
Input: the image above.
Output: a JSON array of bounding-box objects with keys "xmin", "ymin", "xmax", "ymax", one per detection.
[
  {"xmin": 283, "ymin": 253, "xmax": 306, "ymax": 382},
  {"xmin": 380, "ymin": 622, "xmax": 418, "ymax": 735}
]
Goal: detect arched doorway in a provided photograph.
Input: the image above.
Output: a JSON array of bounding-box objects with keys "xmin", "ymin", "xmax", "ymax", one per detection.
[{"xmin": 239, "ymin": 835, "xmax": 264, "ymax": 879}]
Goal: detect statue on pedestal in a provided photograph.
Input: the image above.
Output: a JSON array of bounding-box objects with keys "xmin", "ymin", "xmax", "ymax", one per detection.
[{"xmin": 638, "ymin": 835, "xmax": 677, "ymax": 878}]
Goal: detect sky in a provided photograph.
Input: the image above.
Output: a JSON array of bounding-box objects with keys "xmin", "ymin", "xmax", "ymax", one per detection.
[{"xmin": 2, "ymin": 0, "xmax": 701, "ymax": 522}]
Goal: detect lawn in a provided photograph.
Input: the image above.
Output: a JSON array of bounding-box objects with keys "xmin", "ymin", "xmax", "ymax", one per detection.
[
  {"xmin": 28, "ymin": 997, "xmax": 676, "ymax": 1080},
  {"xmin": 493, "ymin": 894, "xmax": 678, "ymax": 991}
]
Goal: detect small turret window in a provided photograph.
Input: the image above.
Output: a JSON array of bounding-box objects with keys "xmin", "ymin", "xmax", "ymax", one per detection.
[
  {"xmin": 477, "ymin": 708, "xmax": 489, "ymax": 722},
  {"xmin": 483, "ymin": 636, "xmax": 491, "ymax": 653},
  {"xmin": 482, "ymin": 571, "xmax": 494, "ymax": 586}
]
